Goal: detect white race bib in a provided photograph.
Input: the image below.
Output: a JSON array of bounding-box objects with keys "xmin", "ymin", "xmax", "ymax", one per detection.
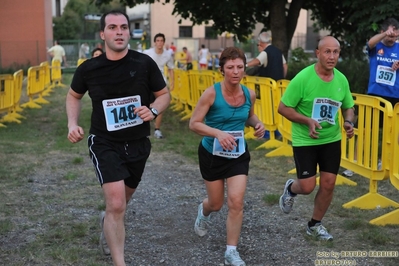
[
  {"xmin": 213, "ymin": 130, "xmax": 245, "ymax": 158},
  {"xmin": 376, "ymin": 65, "xmax": 396, "ymax": 86},
  {"xmin": 311, "ymin": 98, "xmax": 341, "ymax": 125},
  {"xmin": 102, "ymin": 95, "xmax": 143, "ymax": 131}
]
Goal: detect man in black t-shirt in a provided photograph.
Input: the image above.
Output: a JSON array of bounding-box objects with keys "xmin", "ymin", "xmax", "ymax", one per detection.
[{"xmin": 66, "ymin": 10, "xmax": 170, "ymax": 265}]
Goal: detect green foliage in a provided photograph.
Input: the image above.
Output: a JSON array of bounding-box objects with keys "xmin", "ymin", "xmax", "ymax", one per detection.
[
  {"xmin": 286, "ymin": 54, "xmax": 369, "ymax": 94},
  {"xmin": 54, "ymin": 0, "xmax": 124, "ymax": 40},
  {"xmin": 290, "ymin": 47, "xmax": 311, "ymax": 63},
  {"xmin": 336, "ymin": 59, "xmax": 369, "ymax": 94}
]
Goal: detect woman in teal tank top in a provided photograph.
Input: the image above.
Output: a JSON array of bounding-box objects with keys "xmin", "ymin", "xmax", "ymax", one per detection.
[{"xmin": 189, "ymin": 47, "xmax": 265, "ymax": 265}]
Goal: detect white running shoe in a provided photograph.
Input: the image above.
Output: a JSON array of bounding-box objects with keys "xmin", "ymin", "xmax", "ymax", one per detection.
[
  {"xmin": 154, "ymin": 129, "xmax": 163, "ymax": 139},
  {"xmin": 224, "ymin": 249, "xmax": 246, "ymax": 266},
  {"xmin": 279, "ymin": 179, "xmax": 296, "ymax": 214},
  {"xmin": 194, "ymin": 203, "xmax": 210, "ymax": 237},
  {"xmin": 99, "ymin": 211, "xmax": 110, "ymax": 256},
  {"xmin": 306, "ymin": 223, "xmax": 333, "ymax": 241}
]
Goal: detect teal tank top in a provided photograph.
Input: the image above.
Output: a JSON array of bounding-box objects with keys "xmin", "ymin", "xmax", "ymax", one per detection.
[{"xmin": 201, "ymin": 82, "xmax": 252, "ymax": 153}]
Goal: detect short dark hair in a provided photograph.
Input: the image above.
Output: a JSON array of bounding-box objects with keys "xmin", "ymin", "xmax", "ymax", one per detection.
[
  {"xmin": 219, "ymin": 47, "xmax": 246, "ymax": 70},
  {"xmin": 153, "ymin": 33, "xmax": 165, "ymax": 43},
  {"xmin": 91, "ymin": 47, "xmax": 103, "ymax": 57},
  {"xmin": 381, "ymin": 18, "xmax": 399, "ymax": 31},
  {"xmin": 100, "ymin": 10, "xmax": 130, "ymax": 32}
]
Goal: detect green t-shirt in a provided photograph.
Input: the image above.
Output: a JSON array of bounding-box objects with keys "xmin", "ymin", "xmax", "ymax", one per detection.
[{"xmin": 280, "ymin": 64, "xmax": 354, "ymax": 147}]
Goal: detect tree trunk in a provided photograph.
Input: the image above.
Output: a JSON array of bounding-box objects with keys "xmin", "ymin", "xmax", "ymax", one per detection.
[{"xmin": 269, "ymin": 0, "xmax": 305, "ymax": 60}]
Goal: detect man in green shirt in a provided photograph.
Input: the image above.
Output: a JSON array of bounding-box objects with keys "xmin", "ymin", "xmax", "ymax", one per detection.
[{"xmin": 278, "ymin": 36, "xmax": 356, "ymax": 240}]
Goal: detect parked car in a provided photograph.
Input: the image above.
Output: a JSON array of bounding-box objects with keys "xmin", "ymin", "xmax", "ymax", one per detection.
[{"xmin": 132, "ymin": 29, "xmax": 143, "ymax": 39}]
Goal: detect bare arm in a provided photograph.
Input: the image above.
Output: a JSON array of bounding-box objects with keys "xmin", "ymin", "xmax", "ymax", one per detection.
[
  {"xmin": 342, "ymin": 107, "xmax": 356, "ymax": 139},
  {"xmin": 246, "ymin": 58, "xmax": 261, "ymax": 68},
  {"xmin": 283, "ymin": 63, "xmax": 288, "ymax": 78},
  {"xmin": 368, "ymin": 26, "xmax": 398, "ymax": 49},
  {"xmin": 66, "ymin": 88, "xmax": 85, "ymax": 143}
]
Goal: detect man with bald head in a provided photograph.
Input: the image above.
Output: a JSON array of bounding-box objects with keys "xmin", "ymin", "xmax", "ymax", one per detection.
[{"xmin": 277, "ymin": 36, "xmax": 356, "ymax": 240}]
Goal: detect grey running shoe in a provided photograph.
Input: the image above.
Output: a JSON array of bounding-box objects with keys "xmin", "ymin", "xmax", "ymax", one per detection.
[
  {"xmin": 224, "ymin": 249, "xmax": 246, "ymax": 266},
  {"xmin": 306, "ymin": 223, "xmax": 333, "ymax": 241},
  {"xmin": 279, "ymin": 179, "xmax": 295, "ymax": 214},
  {"xmin": 154, "ymin": 129, "xmax": 163, "ymax": 139},
  {"xmin": 194, "ymin": 203, "xmax": 210, "ymax": 237},
  {"xmin": 99, "ymin": 211, "xmax": 111, "ymax": 256}
]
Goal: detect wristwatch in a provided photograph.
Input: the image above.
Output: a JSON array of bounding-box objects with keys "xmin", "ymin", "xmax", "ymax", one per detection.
[
  {"xmin": 344, "ymin": 120, "xmax": 354, "ymax": 127},
  {"xmin": 150, "ymin": 107, "xmax": 159, "ymax": 119}
]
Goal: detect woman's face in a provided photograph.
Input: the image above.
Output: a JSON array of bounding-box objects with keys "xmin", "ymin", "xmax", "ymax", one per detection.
[{"xmin": 222, "ymin": 58, "xmax": 245, "ymax": 84}]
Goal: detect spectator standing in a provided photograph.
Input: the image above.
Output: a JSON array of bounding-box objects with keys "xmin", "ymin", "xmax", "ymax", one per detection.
[
  {"xmin": 246, "ymin": 32, "xmax": 287, "ymax": 80},
  {"xmin": 189, "ymin": 47, "xmax": 265, "ymax": 265},
  {"xmin": 47, "ymin": 40, "xmax": 67, "ymax": 66},
  {"xmin": 79, "ymin": 42, "xmax": 90, "ymax": 59},
  {"xmin": 182, "ymin": 47, "xmax": 193, "ymax": 70},
  {"xmin": 170, "ymin": 42, "xmax": 177, "ymax": 53},
  {"xmin": 144, "ymin": 33, "xmax": 174, "ymax": 139},
  {"xmin": 198, "ymin": 44, "xmax": 210, "ymax": 69},
  {"xmin": 342, "ymin": 17, "xmax": 399, "ymax": 177},
  {"xmin": 66, "ymin": 10, "xmax": 170, "ymax": 265},
  {"xmin": 165, "ymin": 43, "xmax": 174, "ymax": 59},
  {"xmin": 277, "ymin": 36, "xmax": 355, "ymax": 241}
]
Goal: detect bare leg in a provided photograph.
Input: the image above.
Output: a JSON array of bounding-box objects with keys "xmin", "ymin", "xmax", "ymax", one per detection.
[
  {"xmin": 226, "ymin": 175, "xmax": 247, "ymax": 246},
  {"xmin": 102, "ymin": 181, "xmax": 135, "ymax": 266},
  {"xmin": 202, "ymin": 179, "xmax": 224, "ymax": 215},
  {"xmin": 312, "ymin": 171, "xmax": 336, "ymax": 220},
  {"xmin": 154, "ymin": 113, "xmax": 163, "ymax": 130}
]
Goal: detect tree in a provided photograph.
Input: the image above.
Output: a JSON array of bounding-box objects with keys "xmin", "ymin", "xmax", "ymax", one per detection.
[
  {"xmin": 53, "ymin": 0, "xmax": 124, "ymax": 40},
  {"xmin": 93, "ymin": 0, "xmax": 399, "ymax": 59}
]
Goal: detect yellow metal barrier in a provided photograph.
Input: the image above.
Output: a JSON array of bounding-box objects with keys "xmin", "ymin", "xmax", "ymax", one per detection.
[
  {"xmin": 266, "ymin": 79, "xmax": 293, "ymax": 157},
  {"xmin": 77, "ymin": 58, "xmax": 86, "ymax": 66},
  {"xmin": 40, "ymin": 61, "xmax": 54, "ymax": 96},
  {"xmin": 183, "ymin": 70, "xmax": 214, "ymax": 121},
  {"xmin": 0, "ymin": 70, "xmax": 25, "ymax": 124},
  {"xmin": 342, "ymin": 94, "xmax": 399, "ymax": 209},
  {"xmin": 51, "ymin": 60, "xmax": 66, "ymax": 87},
  {"xmin": 21, "ymin": 66, "xmax": 49, "ymax": 109},
  {"xmin": 369, "ymin": 104, "xmax": 399, "ymax": 225},
  {"xmin": 170, "ymin": 68, "xmax": 182, "ymax": 110},
  {"xmin": 242, "ymin": 76, "xmax": 282, "ymax": 149},
  {"xmin": 0, "ymin": 74, "xmax": 17, "ymax": 126},
  {"xmin": 11, "ymin": 70, "xmax": 26, "ymax": 120},
  {"xmin": 176, "ymin": 70, "xmax": 191, "ymax": 120}
]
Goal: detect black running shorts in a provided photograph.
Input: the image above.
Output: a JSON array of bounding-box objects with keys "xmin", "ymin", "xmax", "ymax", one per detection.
[{"xmin": 88, "ymin": 134, "xmax": 151, "ymax": 188}]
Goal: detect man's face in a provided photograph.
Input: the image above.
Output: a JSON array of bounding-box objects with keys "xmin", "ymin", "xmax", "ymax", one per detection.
[
  {"xmin": 154, "ymin": 37, "xmax": 165, "ymax": 50},
  {"xmin": 383, "ymin": 26, "xmax": 399, "ymax": 47},
  {"xmin": 316, "ymin": 38, "xmax": 340, "ymax": 71},
  {"xmin": 100, "ymin": 14, "xmax": 130, "ymax": 52}
]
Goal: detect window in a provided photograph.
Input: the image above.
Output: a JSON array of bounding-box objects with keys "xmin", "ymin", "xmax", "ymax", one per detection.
[
  {"xmin": 205, "ymin": 26, "xmax": 218, "ymax": 39},
  {"xmin": 179, "ymin": 26, "xmax": 193, "ymax": 38}
]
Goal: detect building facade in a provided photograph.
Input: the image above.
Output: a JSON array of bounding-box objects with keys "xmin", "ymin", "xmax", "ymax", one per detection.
[{"xmin": 0, "ymin": 0, "xmax": 53, "ymax": 68}]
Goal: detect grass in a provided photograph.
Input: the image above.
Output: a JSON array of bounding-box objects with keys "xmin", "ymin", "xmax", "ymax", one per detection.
[{"xmin": 0, "ymin": 73, "xmax": 398, "ymax": 265}]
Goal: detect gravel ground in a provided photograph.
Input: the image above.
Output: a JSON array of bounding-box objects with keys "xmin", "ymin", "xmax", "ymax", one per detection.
[
  {"xmin": 104, "ymin": 152, "xmax": 396, "ymax": 266},
  {"xmin": 121, "ymin": 152, "xmax": 313, "ymax": 266}
]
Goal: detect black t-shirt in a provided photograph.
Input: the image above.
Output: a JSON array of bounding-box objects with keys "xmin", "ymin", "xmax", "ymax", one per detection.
[{"xmin": 71, "ymin": 50, "xmax": 166, "ymax": 141}]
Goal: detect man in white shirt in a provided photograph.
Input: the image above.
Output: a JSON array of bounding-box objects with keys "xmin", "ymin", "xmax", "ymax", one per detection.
[
  {"xmin": 143, "ymin": 33, "xmax": 174, "ymax": 139},
  {"xmin": 47, "ymin": 40, "xmax": 67, "ymax": 66},
  {"xmin": 246, "ymin": 32, "xmax": 287, "ymax": 80}
]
